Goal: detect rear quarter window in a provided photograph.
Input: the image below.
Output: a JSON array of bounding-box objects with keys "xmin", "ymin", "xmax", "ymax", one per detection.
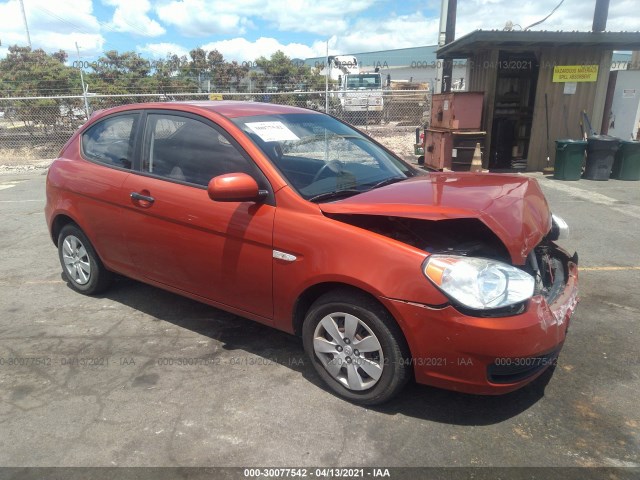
[{"xmin": 81, "ymin": 114, "xmax": 139, "ymax": 169}]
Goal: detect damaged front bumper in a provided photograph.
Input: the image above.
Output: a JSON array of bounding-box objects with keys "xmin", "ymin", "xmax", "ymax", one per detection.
[{"xmin": 382, "ymin": 244, "xmax": 579, "ymax": 395}]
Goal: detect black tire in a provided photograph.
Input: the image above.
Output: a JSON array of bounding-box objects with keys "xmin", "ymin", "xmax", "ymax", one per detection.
[
  {"xmin": 57, "ymin": 224, "xmax": 113, "ymax": 295},
  {"xmin": 302, "ymin": 290, "xmax": 411, "ymax": 405}
]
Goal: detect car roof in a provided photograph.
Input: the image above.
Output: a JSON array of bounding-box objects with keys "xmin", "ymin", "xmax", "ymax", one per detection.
[{"xmin": 102, "ymin": 101, "xmax": 322, "ymax": 119}]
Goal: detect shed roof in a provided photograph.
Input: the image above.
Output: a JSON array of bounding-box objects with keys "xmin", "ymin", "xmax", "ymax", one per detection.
[{"xmin": 437, "ymin": 30, "xmax": 640, "ymax": 58}]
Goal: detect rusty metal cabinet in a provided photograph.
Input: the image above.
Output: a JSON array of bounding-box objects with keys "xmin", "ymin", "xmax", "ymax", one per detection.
[
  {"xmin": 430, "ymin": 92, "xmax": 484, "ymax": 130},
  {"xmin": 424, "ymin": 128, "xmax": 486, "ymax": 171}
]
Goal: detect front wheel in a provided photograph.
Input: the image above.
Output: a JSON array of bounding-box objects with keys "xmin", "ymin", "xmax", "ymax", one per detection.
[
  {"xmin": 302, "ymin": 290, "xmax": 411, "ymax": 405},
  {"xmin": 58, "ymin": 224, "xmax": 113, "ymax": 295}
]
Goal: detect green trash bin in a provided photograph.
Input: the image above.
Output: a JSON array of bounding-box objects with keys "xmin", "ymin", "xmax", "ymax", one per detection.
[
  {"xmin": 554, "ymin": 139, "xmax": 586, "ymax": 180},
  {"xmin": 611, "ymin": 140, "xmax": 640, "ymax": 181}
]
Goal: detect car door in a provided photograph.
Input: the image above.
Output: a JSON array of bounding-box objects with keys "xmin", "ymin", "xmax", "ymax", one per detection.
[
  {"xmin": 72, "ymin": 112, "xmax": 141, "ymax": 276},
  {"xmin": 121, "ymin": 111, "xmax": 275, "ymax": 321}
]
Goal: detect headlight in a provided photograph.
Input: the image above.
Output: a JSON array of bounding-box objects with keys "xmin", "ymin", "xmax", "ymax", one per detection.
[
  {"xmin": 549, "ymin": 214, "xmax": 569, "ymax": 241},
  {"xmin": 423, "ymin": 255, "xmax": 535, "ymax": 310}
]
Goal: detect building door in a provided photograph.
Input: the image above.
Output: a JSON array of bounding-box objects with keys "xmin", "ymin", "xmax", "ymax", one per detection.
[{"xmin": 489, "ymin": 51, "xmax": 539, "ymax": 170}]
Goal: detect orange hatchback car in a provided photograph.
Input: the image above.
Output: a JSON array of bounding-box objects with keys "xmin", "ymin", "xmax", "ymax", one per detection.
[{"xmin": 46, "ymin": 101, "xmax": 579, "ymax": 404}]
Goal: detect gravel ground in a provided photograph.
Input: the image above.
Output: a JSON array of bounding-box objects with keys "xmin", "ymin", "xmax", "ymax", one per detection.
[
  {"xmin": 0, "ymin": 159, "xmax": 54, "ymax": 175},
  {"xmin": 365, "ymin": 125, "xmax": 418, "ymax": 163}
]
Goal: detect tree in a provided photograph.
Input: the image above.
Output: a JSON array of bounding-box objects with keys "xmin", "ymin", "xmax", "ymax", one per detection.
[
  {"xmin": 0, "ymin": 45, "xmax": 79, "ymax": 97},
  {"xmin": 85, "ymin": 50, "xmax": 204, "ymax": 104},
  {"xmin": 253, "ymin": 50, "xmax": 330, "ymax": 93},
  {"xmin": 186, "ymin": 48, "xmax": 248, "ymax": 92},
  {"xmin": 86, "ymin": 50, "xmax": 155, "ymax": 96},
  {"xmin": 254, "ymin": 50, "xmax": 303, "ymax": 91},
  {"xmin": 0, "ymin": 45, "xmax": 82, "ymax": 129},
  {"xmin": 207, "ymin": 50, "xmax": 247, "ymax": 92},
  {"xmin": 151, "ymin": 53, "xmax": 194, "ymax": 94}
]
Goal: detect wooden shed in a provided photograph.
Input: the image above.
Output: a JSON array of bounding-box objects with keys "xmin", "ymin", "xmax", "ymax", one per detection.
[{"xmin": 437, "ymin": 31, "xmax": 640, "ymax": 171}]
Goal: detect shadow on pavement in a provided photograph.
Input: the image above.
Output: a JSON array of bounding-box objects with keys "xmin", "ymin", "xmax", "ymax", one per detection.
[{"xmin": 84, "ymin": 275, "xmax": 555, "ymax": 427}]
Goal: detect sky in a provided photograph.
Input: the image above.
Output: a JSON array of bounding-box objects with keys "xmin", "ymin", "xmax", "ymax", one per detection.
[{"xmin": 0, "ymin": 0, "xmax": 638, "ymax": 64}]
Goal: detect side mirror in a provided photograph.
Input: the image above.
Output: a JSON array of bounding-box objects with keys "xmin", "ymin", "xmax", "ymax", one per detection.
[{"xmin": 207, "ymin": 173, "xmax": 267, "ymax": 202}]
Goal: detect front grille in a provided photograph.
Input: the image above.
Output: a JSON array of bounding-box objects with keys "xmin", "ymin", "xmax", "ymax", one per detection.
[
  {"xmin": 455, "ymin": 301, "xmax": 527, "ymax": 318},
  {"xmin": 487, "ymin": 349, "xmax": 559, "ymax": 384}
]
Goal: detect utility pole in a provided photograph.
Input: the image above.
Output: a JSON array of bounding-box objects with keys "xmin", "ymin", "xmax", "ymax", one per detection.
[
  {"xmin": 325, "ymin": 40, "xmax": 329, "ymax": 113},
  {"xmin": 19, "ymin": 0, "xmax": 31, "ymax": 48},
  {"xmin": 75, "ymin": 42, "xmax": 90, "ymax": 120},
  {"xmin": 436, "ymin": 0, "xmax": 448, "ymax": 93},
  {"xmin": 592, "ymin": 0, "xmax": 610, "ymax": 32},
  {"xmin": 441, "ymin": 0, "xmax": 457, "ymax": 93}
]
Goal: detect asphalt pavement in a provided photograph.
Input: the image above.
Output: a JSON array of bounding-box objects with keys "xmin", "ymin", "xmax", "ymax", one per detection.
[{"xmin": 0, "ymin": 169, "xmax": 638, "ymax": 472}]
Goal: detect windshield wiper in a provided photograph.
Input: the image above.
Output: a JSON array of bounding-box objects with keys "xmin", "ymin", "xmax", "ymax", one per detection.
[
  {"xmin": 367, "ymin": 176, "xmax": 407, "ymax": 190},
  {"xmin": 308, "ymin": 189, "xmax": 363, "ymax": 203}
]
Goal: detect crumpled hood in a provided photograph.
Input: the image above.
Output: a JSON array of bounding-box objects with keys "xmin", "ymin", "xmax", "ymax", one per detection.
[{"xmin": 319, "ymin": 172, "xmax": 552, "ymax": 264}]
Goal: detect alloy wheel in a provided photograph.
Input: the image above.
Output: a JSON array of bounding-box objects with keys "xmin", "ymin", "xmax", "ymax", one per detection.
[
  {"xmin": 61, "ymin": 235, "xmax": 91, "ymax": 285},
  {"xmin": 312, "ymin": 312, "xmax": 385, "ymax": 391}
]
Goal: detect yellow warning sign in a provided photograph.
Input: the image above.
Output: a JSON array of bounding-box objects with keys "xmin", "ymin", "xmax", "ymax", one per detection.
[
  {"xmin": 209, "ymin": 93, "xmax": 223, "ymax": 100},
  {"xmin": 552, "ymin": 65, "xmax": 599, "ymax": 83}
]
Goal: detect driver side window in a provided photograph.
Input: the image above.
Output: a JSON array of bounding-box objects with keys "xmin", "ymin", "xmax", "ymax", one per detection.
[{"xmin": 143, "ymin": 113, "xmax": 253, "ymax": 187}]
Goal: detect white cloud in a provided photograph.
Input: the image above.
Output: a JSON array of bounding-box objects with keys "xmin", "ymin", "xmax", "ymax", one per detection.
[
  {"xmin": 103, "ymin": 0, "xmax": 165, "ymax": 37},
  {"xmin": 200, "ymin": 37, "xmax": 324, "ymax": 63},
  {"xmin": 0, "ymin": 1, "xmax": 29, "ymax": 49},
  {"xmin": 256, "ymin": 0, "xmax": 377, "ymax": 35},
  {"xmin": 309, "ymin": 1, "xmax": 640, "ymax": 57},
  {"xmin": 137, "ymin": 38, "xmax": 323, "ymax": 64},
  {"xmin": 2, "ymin": 0, "xmax": 639, "ymax": 66},
  {"xmin": 454, "ymin": 0, "xmax": 640, "ymax": 38},
  {"xmin": 37, "ymin": 33, "xmax": 105, "ymax": 57},
  {"xmin": 155, "ymin": 0, "xmax": 250, "ymax": 36},
  {"xmin": 154, "ymin": 0, "xmax": 378, "ymax": 37},
  {"xmin": 330, "ymin": 13, "xmax": 441, "ymax": 54},
  {"xmin": 0, "ymin": 0, "xmax": 105, "ymax": 57},
  {"xmin": 137, "ymin": 42, "xmax": 190, "ymax": 58}
]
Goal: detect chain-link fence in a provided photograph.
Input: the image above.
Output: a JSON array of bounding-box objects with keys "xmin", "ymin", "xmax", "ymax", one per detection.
[{"xmin": 0, "ymin": 91, "xmax": 430, "ymax": 163}]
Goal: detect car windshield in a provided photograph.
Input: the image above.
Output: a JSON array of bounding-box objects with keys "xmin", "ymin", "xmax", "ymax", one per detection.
[
  {"xmin": 233, "ymin": 113, "xmax": 415, "ymax": 202},
  {"xmin": 345, "ymin": 74, "xmax": 381, "ymax": 89}
]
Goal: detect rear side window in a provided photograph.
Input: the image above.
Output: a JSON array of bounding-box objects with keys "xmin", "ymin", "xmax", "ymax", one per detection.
[
  {"xmin": 81, "ymin": 114, "xmax": 139, "ymax": 169},
  {"xmin": 142, "ymin": 113, "xmax": 253, "ymax": 186}
]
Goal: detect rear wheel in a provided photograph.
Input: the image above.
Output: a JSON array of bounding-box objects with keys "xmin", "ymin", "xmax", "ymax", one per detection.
[
  {"xmin": 58, "ymin": 224, "xmax": 113, "ymax": 295},
  {"xmin": 302, "ymin": 290, "xmax": 410, "ymax": 405}
]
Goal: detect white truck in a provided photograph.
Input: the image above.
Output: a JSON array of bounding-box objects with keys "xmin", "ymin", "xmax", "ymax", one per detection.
[{"xmin": 325, "ymin": 55, "xmax": 385, "ymax": 123}]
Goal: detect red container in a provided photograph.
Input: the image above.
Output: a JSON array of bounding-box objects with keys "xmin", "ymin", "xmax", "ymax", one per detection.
[
  {"xmin": 430, "ymin": 92, "xmax": 484, "ymax": 130},
  {"xmin": 424, "ymin": 128, "xmax": 486, "ymax": 171}
]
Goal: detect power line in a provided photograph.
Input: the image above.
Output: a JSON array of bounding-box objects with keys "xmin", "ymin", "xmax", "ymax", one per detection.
[{"xmin": 524, "ymin": 0, "xmax": 566, "ymax": 30}]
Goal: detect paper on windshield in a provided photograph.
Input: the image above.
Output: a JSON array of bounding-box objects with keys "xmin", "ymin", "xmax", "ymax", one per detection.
[{"xmin": 246, "ymin": 121, "xmax": 299, "ymax": 142}]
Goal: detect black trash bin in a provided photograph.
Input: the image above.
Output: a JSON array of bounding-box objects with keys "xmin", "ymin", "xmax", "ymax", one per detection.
[
  {"xmin": 611, "ymin": 140, "xmax": 640, "ymax": 181},
  {"xmin": 584, "ymin": 135, "xmax": 619, "ymax": 181},
  {"xmin": 554, "ymin": 139, "xmax": 586, "ymax": 180}
]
